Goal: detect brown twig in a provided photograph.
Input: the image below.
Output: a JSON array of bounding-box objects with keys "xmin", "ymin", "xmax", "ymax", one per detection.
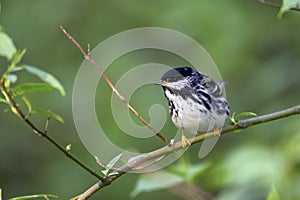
[
  {"xmin": 257, "ymin": 0, "xmax": 300, "ymax": 11},
  {"xmin": 60, "ymin": 26, "xmax": 168, "ymax": 145},
  {"xmin": 74, "ymin": 104, "xmax": 300, "ymax": 199},
  {"xmin": 44, "ymin": 113, "xmax": 50, "ymax": 134},
  {"xmin": 0, "ymin": 79, "xmax": 106, "ymax": 182}
]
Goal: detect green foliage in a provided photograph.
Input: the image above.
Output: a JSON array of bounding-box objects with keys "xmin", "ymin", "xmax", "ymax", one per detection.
[
  {"xmin": 130, "ymin": 170, "xmax": 183, "ymax": 198},
  {"xmin": 65, "ymin": 144, "xmax": 72, "ymax": 151},
  {"xmin": 0, "ymin": 28, "xmax": 65, "ymax": 123},
  {"xmin": 131, "ymin": 156, "xmax": 210, "ymax": 197},
  {"xmin": 21, "ymin": 95, "xmax": 32, "ymax": 114},
  {"xmin": 229, "ymin": 112, "xmax": 257, "ymax": 125},
  {"xmin": 12, "ymin": 83, "xmax": 55, "ymax": 97},
  {"xmin": 267, "ymin": 184, "xmax": 280, "ymax": 200},
  {"xmin": 0, "ymin": 31, "xmax": 16, "ymax": 60},
  {"xmin": 229, "ymin": 112, "xmax": 257, "ymax": 133},
  {"xmin": 101, "ymin": 153, "xmax": 123, "ymax": 176},
  {"xmin": 168, "ymin": 156, "xmax": 211, "ymax": 184},
  {"xmin": 31, "ymin": 109, "xmax": 64, "ymax": 123},
  {"xmin": 11, "ymin": 49, "xmax": 26, "ymax": 65},
  {"xmin": 279, "ymin": 0, "xmax": 300, "ymax": 17},
  {"xmin": 5, "ymin": 74, "xmax": 17, "ymax": 83},
  {"xmin": 213, "ymin": 123, "xmax": 300, "ymax": 200},
  {"xmin": 22, "ymin": 65, "xmax": 65, "ymax": 96}
]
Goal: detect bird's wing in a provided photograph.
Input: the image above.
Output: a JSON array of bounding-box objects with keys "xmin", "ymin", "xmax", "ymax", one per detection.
[{"xmin": 201, "ymin": 75, "xmax": 224, "ymax": 98}]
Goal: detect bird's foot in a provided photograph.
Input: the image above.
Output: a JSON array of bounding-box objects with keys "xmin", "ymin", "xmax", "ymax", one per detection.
[
  {"xmin": 213, "ymin": 125, "xmax": 221, "ymax": 137},
  {"xmin": 181, "ymin": 134, "xmax": 191, "ymax": 148}
]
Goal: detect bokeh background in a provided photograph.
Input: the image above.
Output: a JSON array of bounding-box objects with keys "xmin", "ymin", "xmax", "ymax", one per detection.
[{"xmin": 1, "ymin": 0, "xmax": 300, "ymax": 199}]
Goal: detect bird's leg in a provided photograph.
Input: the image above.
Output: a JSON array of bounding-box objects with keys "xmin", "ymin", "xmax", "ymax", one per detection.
[
  {"xmin": 181, "ymin": 127, "xmax": 191, "ymax": 148},
  {"xmin": 213, "ymin": 124, "xmax": 221, "ymax": 137}
]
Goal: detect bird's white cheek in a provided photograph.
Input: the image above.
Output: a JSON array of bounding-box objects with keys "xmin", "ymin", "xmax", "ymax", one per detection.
[{"xmin": 165, "ymin": 80, "xmax": 189, "ymax": 90}]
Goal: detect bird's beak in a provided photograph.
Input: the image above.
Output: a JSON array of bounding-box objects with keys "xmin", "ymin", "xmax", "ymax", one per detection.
[{"xmin": 153, "ymin": 80, "xmax": 167, "ymax": 86}]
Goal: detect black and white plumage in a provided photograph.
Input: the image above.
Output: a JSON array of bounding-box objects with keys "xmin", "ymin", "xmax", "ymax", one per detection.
[{"xmin": 156, "ymin": 67, "xmax": 230, "ymax": 147}]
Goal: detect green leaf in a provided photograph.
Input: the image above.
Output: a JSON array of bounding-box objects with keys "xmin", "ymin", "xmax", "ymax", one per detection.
[
  {"xmin": 5, "ymin": 74, "xmax": 17, "ymax": 83},
  {"xmin": 186, "ymin": 163, "xmax": 211, "ymax": 183},
  {"xmin": 0, "ymin": 98, "xmax": 7, "ymax": 104},
  {"xmin": 168, "ymin": 158, "xmax": 211, "ymax": 183},
  {"xmin": 11, "ymin": 49, "xmax": 26, "ymax": 65},
  {"xmin": 0, "ymin": 31, "xmax": 16, "ymax": 60},
  {"xmin": 101, "ymin": 153, "xmax": 123, "ymax": 176},
  {"xmin": 9, "ymin": 194, "xmax": 58, "ymax": 200},
  {"xmin": 22, "ymin": 65, "xmax": 65, "ymax": 96},
  {"xmin": 229, "ymin": 112, "xmax": 257, "ymax": 124},
  {"xmin": 9, "ymin": 66, "xmax": 24, "ymax": 73},
  {"xmin": 32, "ymin": 108, "xmax": 64, "ymax": 123},
  {"xmin": 234, "ymin": 112, "xmax": 257, "ymax": 120},
  {"xmin": 229, "ymin": 112, "xmax": 237, "ymax": 124},
  {"xmin": 65, "ymin": 144, "xmax": 72, "ymax": 151},
  {"xmin": 267, "ymin": 183, "xmax": 280, "ymax": 200},
  {"xmin": 168, "ymin": 156, "xmax": 191, "ymax": 177},
  {"xmin": 12, "ymin": 83, "xmax": 54, "ymax": 97},
  {"xmin": 278, "ymin": 0, "xmax": 300, "ymax": 17},
  {"xmin": 21, "ymin": 95, "xmax": 32, "ymax": 114},
  {"xmin": 130, "ymin": 170, "xmax": 184, "ymax": 198}
]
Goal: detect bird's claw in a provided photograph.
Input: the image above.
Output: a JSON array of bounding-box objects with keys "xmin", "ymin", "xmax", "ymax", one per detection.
[
  {"xmin": 213, "ymin": 125, "xmax": 220, "ymax": 137},
  {"xmin": 181, "ymin": 134, "xmax": 191, "ymax": 148}
]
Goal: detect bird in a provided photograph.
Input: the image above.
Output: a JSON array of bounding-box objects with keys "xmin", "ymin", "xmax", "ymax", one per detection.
[{"xmin": 155, "ymin": 67, "xmax": 230, "ymax": 148}]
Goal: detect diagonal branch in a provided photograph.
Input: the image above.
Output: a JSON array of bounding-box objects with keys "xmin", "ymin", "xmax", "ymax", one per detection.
[
  {"xmin": 74, "ymin": 104, "xmax": 300, "ymax": 199},
  {"xmin": 0, "ymin": 79, "xmax": 106, "ymax": 182},
  {"xmin": 60, "ymin": 26, "xmax": 168, "ymax": 145},
  {"xmin": 257, "ymin": 0, "xmax": 300, "ymax": 11}
]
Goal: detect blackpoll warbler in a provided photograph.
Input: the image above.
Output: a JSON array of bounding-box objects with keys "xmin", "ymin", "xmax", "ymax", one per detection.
[{"xmin": 155, "ymin": 67, "xmax": 230, "ymax": 148}]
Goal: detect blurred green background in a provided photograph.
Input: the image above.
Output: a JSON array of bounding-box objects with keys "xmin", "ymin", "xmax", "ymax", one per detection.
[{"xmin": 1, "ymin": 0, "xmax": 300, "ymax": 199}]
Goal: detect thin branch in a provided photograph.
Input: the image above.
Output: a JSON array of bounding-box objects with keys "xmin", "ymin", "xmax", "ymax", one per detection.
[
  {"xmin": 44, "ymin": 113, "xmax": 50, "ymax": 134},
  {"xmin": 0, "ymin": 79, "xmax": 106, "ymax": 182},
  {"xmin": 60, "ymin": 26, "xmax": 168, "ymax": 145},
  {"xmin": 257, "ymin": 0, "xmax": 300, "ymax": 11},
  {"xmin": 74, "ymin": 104, "xmax": 300, "ymax": 199}
]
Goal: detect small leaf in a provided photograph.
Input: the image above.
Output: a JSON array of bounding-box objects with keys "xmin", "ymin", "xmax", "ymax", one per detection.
[
  {"xmin": 22, "ymin": 65, "xmax": 65, "ymax": 96},
  {"xmin": 9, "ymin": 194, "xmax": 58, "ymax": 200},
  {"xmin": 5, "ymin": 74, "xmax": 18, "ymax": 83},
  {"xmin": 11, "ymin": 49, "xmax": 26, "ymax": 65},
  {"xmin": 101, "ymin": 153, "xmax": 123, "ymax": 176},
  {"xmin": 21, "ymin": 95, "xmax": 32, "ymax": 115},
  {"xmin": 130, "ymin": 171, "xmax": 184, "ymax": 198},
  {"xmin": 0, "ymin": 98, "xmax": 7, "ymax": 104},
  {"xmin": 278, "ymin": 0, "xmax": 300, "ymax": 17},
  {"xmin": 234, "ymin": 112, "xmax": 257, "ymax": 121},
  {"xmin": 12, "ymin": 83, "xmax": 54, "ymax": 97},
  {"xmin": 229, "ymin": 112, "xmax": 237, "ymax": 124},
  {"xmin": 186, "ymin": 163, "xmax": 211, "ymax": 183},
  {"xmin": 168, "ymin": 156, "xmax": 191, "ymax": 177},
  {"xmin": 230, "ymin": 112, "xmax": 257, "ymax": 125},
  {"xmin": 65, "ymin": 144, "xmax": 72, "ymax": 151},
  {"xmin": 32, "ymin": 109, "xmax": 64, "ymax": 123},
  {"xmin": 233, "ymin": 129, "xmax": 241, "ymax": 133},
  {"xmin": 168, "ymin": 158, "xmax": 211, "ymax": 183},
  {"xmin": 9, "ymin": 66, "xmax": 24, "ymax": 73},
  {"xmin": 267, "ymin": 183, "xmax": 280, "ymax": 200},
  {"xmin": 0, "ymin": 31, "xmax": 17, "ymax": 60}
]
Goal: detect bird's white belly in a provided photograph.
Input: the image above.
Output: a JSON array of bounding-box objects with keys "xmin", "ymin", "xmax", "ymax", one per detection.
[{"xmin": 170, "ymin": 97, "xmax": 227, "ymax": 134}]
